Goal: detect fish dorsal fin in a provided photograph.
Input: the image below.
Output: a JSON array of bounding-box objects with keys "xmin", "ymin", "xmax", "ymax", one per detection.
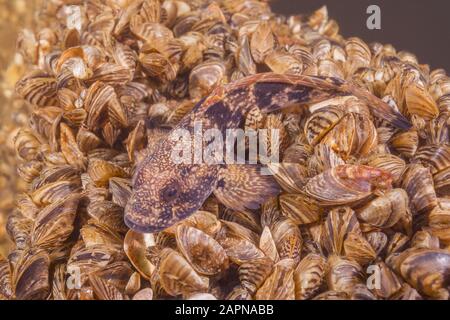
[
  {"xmin": 224, "ymin": 73, "xmax": 411, "ymax": 130},
  {"xmin": 213, "ymin": 164, "xmax": 281, "ymax": 212}
]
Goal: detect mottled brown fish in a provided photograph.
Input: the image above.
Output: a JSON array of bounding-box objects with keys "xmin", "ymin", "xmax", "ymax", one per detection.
[{"xmin": 125, "ymin": 73, "xmax": 411, "ymax": 233}]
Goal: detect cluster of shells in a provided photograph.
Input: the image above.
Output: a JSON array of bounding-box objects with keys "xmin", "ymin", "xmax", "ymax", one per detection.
[{"xmin": 0, "ymin": 0, "xmax": 449, "ymax": 300}]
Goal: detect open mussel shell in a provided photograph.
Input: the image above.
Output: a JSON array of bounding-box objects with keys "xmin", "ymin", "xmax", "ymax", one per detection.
[
  {"xmin": 165, "ymin": 210, "xmax": 221, "ymax": 237},
  {"xmin": 123, "ymin": 230, "xmax": 156, "ymax": 280},
  {"xmin": 158, "ymin": 248, "xmax": 209, "ymax": 297},
  {"xmin": 175, "ymin": 225, "xmax": 229, "ymax": 276}
]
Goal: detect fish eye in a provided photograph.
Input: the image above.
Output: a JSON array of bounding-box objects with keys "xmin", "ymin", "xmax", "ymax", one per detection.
[{"xmin": 161, "ymin": 181, "xmax": 180, "ymax": 202}]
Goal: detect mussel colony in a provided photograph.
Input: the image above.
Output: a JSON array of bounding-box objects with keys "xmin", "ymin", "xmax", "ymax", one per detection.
[{"xmin": 0, "ymin": 0, "xmax": 449, "ymax": 300}]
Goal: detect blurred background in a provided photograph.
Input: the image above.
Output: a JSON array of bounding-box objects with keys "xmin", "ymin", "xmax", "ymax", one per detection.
[
  {"xmin": 272, "ymin": 0, "xmax": 450, "ymax": 71},
  {"xmin": 0, "ymin": 0, "xmax": 40, "ymax": 257},
  {"xmin": 0, "ymin": 0, "xmax": 448, "ymax": 257}
]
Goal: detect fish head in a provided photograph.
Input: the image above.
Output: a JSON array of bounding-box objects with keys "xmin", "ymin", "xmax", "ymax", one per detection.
[{"xmin": 125, "ymin": 146, "xmax": 219, "ymax": 233}]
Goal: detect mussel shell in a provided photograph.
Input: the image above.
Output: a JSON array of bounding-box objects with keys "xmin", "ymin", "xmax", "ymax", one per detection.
[
  {"xmin": 255, "ymin": 259, "xmax": 295, "ymax": 300},
  {"xmin": 176, "ymin": 225, "xmax": 229, "ymax": 276},
  {"xmin": 158, "ymin": 248, "xmax": 209, "ymax": 297},
  {"xmin": 124, "ymin": 230, "xmax": 156, "ymax": 280},
  {"xmin": 239, "ymin": 256, "xmax": 273, "ymax": 294},
  {"xmin": 12, "ymin": 249, "xmax": 50, "ymax": 300},
  {"xmin": 293, "ymin": 253, "xmax": 326, "ymax": 300},
  {"xmin": 305, "ymin": 165, "xmax": 392, "ymax": 206},
  {"xmin": 401, "ymin": 164, "xmax": 438, "ymax": 215},
  {"xmin": 280, "ymin": 193, "xmax": 323, "ymax": 225},
  {"xmin": 356, "ymin": 189, "xmax": 408, "ymax": 228},
  {"xmin": 326, "ymin": 255, "xmax": 364, "ymax": 295},
  {"xmin": 387, "ymin": 248, "xmax": 450, "ymax": 299}
]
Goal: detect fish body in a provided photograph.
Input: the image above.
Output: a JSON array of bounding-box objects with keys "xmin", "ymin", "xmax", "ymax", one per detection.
[{"xmin": 125, "ymin": 73, "xmax": 410, "ymax": 233}]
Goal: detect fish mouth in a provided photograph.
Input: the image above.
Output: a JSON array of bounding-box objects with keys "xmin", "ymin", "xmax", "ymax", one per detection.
[{"xmin": 124, "ymin": 214, "xmax": 165, "ymax": 234}]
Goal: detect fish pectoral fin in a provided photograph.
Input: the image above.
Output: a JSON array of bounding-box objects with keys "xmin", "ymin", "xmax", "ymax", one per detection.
[{"xmin": 213, "ymin": 164, "xmax": 281, "ymax": 212}]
